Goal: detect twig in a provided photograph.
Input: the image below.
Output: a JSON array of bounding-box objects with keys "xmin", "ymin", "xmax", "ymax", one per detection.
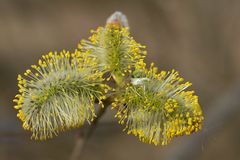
[
  {"xmin": 70, "ymin": 11, "xmax": 128, "ymax": 160},
  {"xmin": 69, "ymin": 98, "xmax": 112, "ymax": 160}
]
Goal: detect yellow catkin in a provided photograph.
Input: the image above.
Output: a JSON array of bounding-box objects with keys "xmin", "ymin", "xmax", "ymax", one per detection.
[
  {"xmin": 13, "ymin": 50, "xmax": 110, "ymax": 140},
  {"xmin": 114, "ymin": 63, "xmax": 204, "ymax": 145},
  {"xmin": 79, "ymin": 24, "xmax": 147, "ymax": 85}
]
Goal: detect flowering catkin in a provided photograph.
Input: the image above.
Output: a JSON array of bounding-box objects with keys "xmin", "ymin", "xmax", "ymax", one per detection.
[
  {"xmin": 113, "ymin": 61, "xmax": 204, "ymax": 145},
  {"xmin": 13, "ymin": 50, "xmax": 109, "ymax": 140},
  {"xmin": 79, "ymin": 24, "xmax": 146, "ymax": 85}
]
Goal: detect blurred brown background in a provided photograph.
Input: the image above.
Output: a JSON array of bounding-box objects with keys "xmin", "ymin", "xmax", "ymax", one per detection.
[{"xmin": 0, "ymin": 0, "xmax": 240, "ymax": 160}]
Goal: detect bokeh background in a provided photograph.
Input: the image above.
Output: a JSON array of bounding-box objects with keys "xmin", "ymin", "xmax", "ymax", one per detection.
[{"xmin": 1, "ymin": 0, "xmax": 240, "ymax": 160}]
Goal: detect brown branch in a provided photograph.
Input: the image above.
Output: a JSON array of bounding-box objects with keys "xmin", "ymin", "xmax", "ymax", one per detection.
[
  {"xmin": 70, "ymin": 11, "xmax": 128, "ymax": 160},
  {"xmin": 69, "ymin": 97, "xmax": 112, "ymax": 160}
]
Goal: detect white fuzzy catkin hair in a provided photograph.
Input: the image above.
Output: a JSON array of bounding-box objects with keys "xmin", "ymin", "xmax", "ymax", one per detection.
[{"xmin": 106, "ymin": 11, "xmax": 129, "ymax": 27}]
